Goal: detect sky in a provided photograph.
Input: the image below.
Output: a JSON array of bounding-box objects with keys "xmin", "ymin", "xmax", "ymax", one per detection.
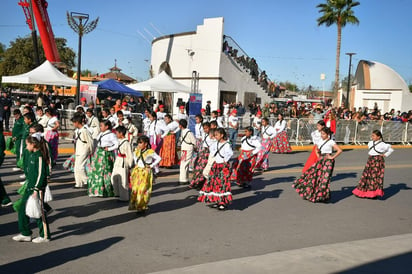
[{"xmin": 1, "ymin": 0, "xmax": 411, "ymax": 90}]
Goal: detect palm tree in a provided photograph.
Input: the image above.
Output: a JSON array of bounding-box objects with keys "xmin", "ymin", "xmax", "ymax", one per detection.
[{"xmin": 317, "ymin": 0, "xmax": 360, "ymax": 97}]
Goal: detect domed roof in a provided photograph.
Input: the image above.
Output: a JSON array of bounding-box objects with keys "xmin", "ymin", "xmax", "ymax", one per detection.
[{"xmin": 354, "ymin": 60, "xmax": 408, "ymax": 91}]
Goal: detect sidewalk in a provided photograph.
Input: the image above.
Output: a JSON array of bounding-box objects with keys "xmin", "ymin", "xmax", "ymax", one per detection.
[{"xmin": 149, "ymin": 233, "xmax": 412, "ymax": 274}]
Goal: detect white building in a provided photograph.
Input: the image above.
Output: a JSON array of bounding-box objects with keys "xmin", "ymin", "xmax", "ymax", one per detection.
[
  {"xmin": 150, "ymin": 17, "xmax": 272, "ymax": 114},
  {"xmin": 349, "ymin": 60, "xmax": 412, "ymax": 113}
]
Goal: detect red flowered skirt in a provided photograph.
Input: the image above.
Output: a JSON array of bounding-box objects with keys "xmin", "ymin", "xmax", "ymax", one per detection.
[
  {"xmin": 198, "ymin": 162, "xmax": 232, "ymax": 206},
  {"xmin": 230, "ymin": 150, "xmax": 256, "ymax": 185},
  {"xmin": 255, "ymin": 138, "xmax": 272, "ymax": 170},
  {"xmin": 271, "ymin": 131, "xmax": 291, "ymax": 153},
  {"xmin": 189, "ymin": 147, "xmax": 210, "ymax": 189},
  {"xmin": 159, "ymin": 134, "xmax": 178, "ymax": 167},
  {"xmin": 352, "ymin": 155, "xmax": 385, "ymax": 198},
  {"xmin": 302, "ymin": 146, "xmax": 319, "ymax": 173},
  {"xmin": 292, "ymin": 156, "xmax": 335, "ymax": 202}
]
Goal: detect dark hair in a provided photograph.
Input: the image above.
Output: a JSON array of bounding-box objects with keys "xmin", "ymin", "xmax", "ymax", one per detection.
[
  {"xmin": 209, "ymin": 128, "xmax": 216, "ymax": 136},
  {"xmin": 45, "ymin": 108, "xmax": 56, "ymax": 116},
  {"xmin": 164, "ymin": 114, "xmax": 172, "ymax": 120},
  {"xmin": 278, "ymin": 113, "xmax": 284, "ymax": 120},
  {"xmin": 23, "ymin": 106, "xmax": 33, "ymax": 113},
  {"xmin": 137, "ymin": 135, "xmax": 150, "ymax": 145},
  {"xmin": 179, "ymin": 119, "xmax": 188, "ymax": 128},
  {"xmin": 101, "ymin": 119, "xmax": 112, "ymax": 130},
  {"xmin": 372, "ymin": 130, "xmax": 384, "ymax": 141},
  {"xmin": 212, "ymin": 110, "xmax": 218, "ymax": 116},
  {"xmin": 215, "ymin": 127, "xmax": 227, "ymax": 140},
  {"xmin": 245, "ymin": 126, "xmax": 254, "ymax": 133},
  {"xmin": 76, "ymin": 106, "xmax": 84, "ymax": 113},
  {"xmin": 102, "ymin": 108, "xmax": 110, "ymax": 115},
  {"xmin": 261, "ymin": 117, "xmax": 269, "ymax": 123},
  {"xmin": 202, "ymin": 122, "xmax": 210, "ymax": 128},
  {"xmin": 210, "ymin": 120, "xmax": 218, "ymax": 128},
  {"xmin": 317, "ymin": 120, "xmax": 326, "ymax": 127},
  {"xmin": 13, "ymin": 109, "xmax": 21, "ymax": 115},
  {"xmin": 36, "ymin": 108, "xmax": 44, "ymax": 113},
  {"xmin": 26, "ymin": 136, "xmax": 50, "ymax": 166},
  {"xmin": 86, "ymin": 108, "xmax": 94, "ymax": 114},
  {"xmin": 195, "ymin": 114, "xmax": 203, "ymax": 122},
  {"xmin": 320, "ymin": 127, "xmax": 332, "ymax": 137},
  {"xmin": 116, "ymin": 125, "xmax": 127, "ymax": 136},
  {"xmin": 30, "ymin": 124, "xmax": 44, "ymax": 133},
  {"xmin": 116, "ymin": 110, "xmax": 124, "ymax": 116},
  {"xmin": 23, "ymin": 112, "xmax": 36, "ymax": 122},
  {"xmin": 71, "ymin": 113, "xmax": 85, "ymax": 124},
  {"xmin": 150, "ymin": 111, "xmax": 157, "ymax": 119}
]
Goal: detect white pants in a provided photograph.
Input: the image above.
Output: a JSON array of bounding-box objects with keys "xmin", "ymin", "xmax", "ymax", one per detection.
[
  {"xmin": 74, "ymin": 153, "xmax": 89, "ymax": 188},
  {"xmin": 179, "ymin": 149, "xmax": 193, "ymax": 183},
  {"xmin": 111, "ymin": 165, "xmax": 129, "ymax": 201}
]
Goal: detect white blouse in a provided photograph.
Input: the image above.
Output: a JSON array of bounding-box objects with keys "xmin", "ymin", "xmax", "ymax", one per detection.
[
  {"xmin": 133, "ymin": 149, "xmax": 161, "ymax": 168},
  {"xmin": 148, "ymin": 120, "xmax": 166, "ymax": 136},
  {"xmin": 210, "ymin": 141, "xmax": 233, "ymax": 163},
  {"xmin": 161, "ymin": 121, "xmax": 180, "ymax": 138},
  {"xmin": 252, "ymin": 117, "xmax": 261, "ymax": 129},
  {"xmin": 46, "ymin": 116, "xmax": 58, "ymax": 130},
  {"xmin": 274, "ymin": 120, "xmax": 286, "ymax": 133},
  {"xmin": 202, "ymin": 135, "xmax": 216, "ymax": 149},
  {"xmin": 368, "ymin": 141, "xmax": 394, "ymax": 157},
  {"xmin": 157, "ymin": 111, "xmax": 166, "ymax": 120},
  {"xmin": 142, "ymin": 117, "xmax": 151, "ymax": 133},
  {"xmin": 240, "ymin": 136, "xmax": 261, "ymax": 155},
  {"xmin": 177, "ymin": 113, "xmax": 188, "ymax": 121},
  {"xmin": 316, "ymin": 139, "xmax": 336, "ymax": 154},
  {"xmin": 261, "ymin": 125, "xmax": 276, "ymax": 139},
  {"xmin": 195, "ymin": 123, "xmax": 204, "ymax": 139},
  {"xmin": 311, "ymin": 130, "xmax": 322, "ymax": 144},
  {"xmin": 97, "ymin": 130, "xmax": 118, "ymax": 151},
  {"xmin": 228, "ymin": 115, "xmax": 239, "ymax": 129}
]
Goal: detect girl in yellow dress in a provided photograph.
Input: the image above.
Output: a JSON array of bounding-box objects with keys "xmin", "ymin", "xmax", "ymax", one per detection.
[{"xmin": 129, "ymin": 135, "xmax": 161, "ymax": 214}]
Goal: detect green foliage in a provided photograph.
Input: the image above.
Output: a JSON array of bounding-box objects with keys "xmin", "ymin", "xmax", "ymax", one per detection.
[
  {"xmin": 409, "ymin": 84, "xmax": 412, "ymax": 93},
  {"xmin": 317, "ymin": 0, "xmax": 360, "ymax": 27},
  {"xmin": 279, "ymin": 81, "xmax": 300, "ymax": 92},
  {"xmin": 0, "ymin": 36, "xmax": 75, "ymax": 80}
]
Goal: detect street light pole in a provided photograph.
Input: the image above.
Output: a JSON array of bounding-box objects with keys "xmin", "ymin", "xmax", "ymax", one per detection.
[
  {"xmin": 345, "ymin": 52, "xmax": 356, "ymax": 108},
  {"xmin": 67, "ymin": 12, "xmax": 99, "ymax": 106}
]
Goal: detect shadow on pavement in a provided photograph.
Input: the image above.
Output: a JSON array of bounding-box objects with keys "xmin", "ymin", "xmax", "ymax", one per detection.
[
  {"xmin": 52, "ymin": 213, "xmax": 134, "ymax": 240},
  {"xmin": 229, "ymin": 189, "xmax": 283, "ymax": 211},
  {"xmin": 0, "ymin": 237, "xmax": 124, "ymax": 273},
  {"xmin": 269, "ymin": 163, "xmax": 303, "ymax": 171},
  {"xmin": 381, "ymin": 183, "xmax": 412, "ymax": 200},
  {"xmin": 149, "ymin": 194, "xmax": 198, "ymax": 214},
  {"xmin": 332, "ymin": 172, "xmax": 358, "ymax": 181},
  {"xmin": 330, "ymin": 186, "xmax": 355, "ymax": 204},
  {"xmin": 335, "ymin": 251, "xmax": 412, "ymax": 274}
]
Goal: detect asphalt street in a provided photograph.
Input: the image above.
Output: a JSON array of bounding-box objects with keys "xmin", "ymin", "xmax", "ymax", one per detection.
[{"xmin": 0, "ymin": 147, "xmax": 411, "ymax": 273}]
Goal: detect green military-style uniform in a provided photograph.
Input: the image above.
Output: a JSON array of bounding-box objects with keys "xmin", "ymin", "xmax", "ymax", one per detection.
[
  {"xmin": 12, "ymin": 116, "xmax": 24, "ymax": 163},
  {"xmin": 0, "ymin": 130, "xmax": 12, "ymax": 206},
  {"xmin": 18, "ymin": 150, "xmax": 50, "ymax": 239}
]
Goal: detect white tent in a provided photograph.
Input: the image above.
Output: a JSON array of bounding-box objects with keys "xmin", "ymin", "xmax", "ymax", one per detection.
[
  {"xmin": 2, "ymin": 60, "xmax": 77, "ymax": 86},
  {"xmin": 127, "ymin": 71, "xmax": 191, "ymax": 93}
]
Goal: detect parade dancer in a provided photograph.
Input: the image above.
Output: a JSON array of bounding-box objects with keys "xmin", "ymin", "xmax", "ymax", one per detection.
[
  {"xmin": 12, "ymin": 109, "xmax": 25, "ymax": 171},
  {"xmin": 112, "ymin": 126, "xmax": 133, "ymax": 201},
  {"xmin": 129, "ymin": 135, "xmax": 161, "ymax": 213},
  {"xmin": 178, "ymin": 119, "xmax": 196, "ymax": 185},
  {"xmin": 210, "ymin": 110, "xmax": 224, "ymax": 128},
  {"xmin": 198, "ymin": 128, "xmax": 233, "ymax": 210},
  {"xmin": 86, "ymin": 108, "xmax": 100, "ymax": 140},
  {"xmin": 159, "ymin": 114, "xmax": 179, "ymax": 168},
  {"xmin": 189, "ymin": 122, "xmax": 214, "ymax": 190},
  {"xmin": 302, "ymin": 120, "xmax": 325, "ymax": 173},
  {"xmin": 352, "ymin": 130, "xmax": 394, "ymax": 199},
  {"xmin": 87, "ymin": 120, "xmax": 118, "ymax": 197},
  {"xmin": 190, "ymin": 115, "xmax": 204, "ymax": 170},
  {"xmin": 147, "ymin": 111, "xmax": 166, "ymax": 174},
  {"xmin": 272, "ymin": 113, "xmax": 292, "ymax": 153},
  {"xmin": 72, "ymin": 113, "xmax": 94, "ymax": 189},
  {"xmin": 126, "ymin": 116, "xmax": 138, "ymax": 148},
  {"xmin": 202, "ymin": 128, "xmax": 217, "ymax": 179},
  {"xmin": 12, "ymin": 135, "xmax": 51, "ymax": 243},
  {"xmin": 292, "ymin": 127, "xmax": 342, "ymax": 203},
  {"xmin": 44, "ymin": 108, "xmax": 60, "ymax": 166},
  {"xmin": 230, "ymin": 126, "xmax": 261, "ymax": 188},
  {"xmin": 255, "ymin": 118, "xmax": 276, "ymax": 171}
]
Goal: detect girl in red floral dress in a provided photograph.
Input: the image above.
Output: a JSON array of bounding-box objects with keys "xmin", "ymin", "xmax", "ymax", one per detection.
[
  {"xmin": 292, "ymin": 127, "xmax": 342, "ymax": 203},
  {"xmin": 198, "ymin": 128, "xmax": 233, "ymax": 210},
  {"xmin": 272, "ymin": 113, "xmax": 291, "ymax": 153},
  {"xmin": 352, "ymin": 130, "xmax": 393, "ymax": 199}
]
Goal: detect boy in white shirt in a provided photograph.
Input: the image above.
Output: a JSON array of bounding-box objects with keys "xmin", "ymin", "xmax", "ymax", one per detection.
[{"xmin": 178, "ymin": 119, "xmax": 196, "ymax": 184}]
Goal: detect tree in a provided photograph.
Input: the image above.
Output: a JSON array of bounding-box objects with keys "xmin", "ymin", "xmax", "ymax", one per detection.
[
  {"xmin": 317, "ymin": 0, "xmax": 360, "ymax": 95},
  {"xmin": 0, "ymin": 36, "xmax": 75, "ymax": 80},
  {"xmin": 0, "ymin": 43, "xmax": 5, "ymax": 62}
]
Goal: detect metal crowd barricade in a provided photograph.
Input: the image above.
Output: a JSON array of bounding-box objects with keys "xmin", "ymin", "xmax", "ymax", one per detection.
[
  {"xmin": 294, "ymin": 118, "xmax": 314, "ymax": 145},
  {"xmin": 335, "ymin": 119, "xmax": 357, "ymax": 144},
  {"xmin": 381, "ymin": 120, "xmax": 405, "ymax": 144}
]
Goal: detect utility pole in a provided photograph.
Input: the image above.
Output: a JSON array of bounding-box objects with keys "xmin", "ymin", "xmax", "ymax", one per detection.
[{"xmin": 345, "ymin": 53, "xmax": 356, "ymax": 108}]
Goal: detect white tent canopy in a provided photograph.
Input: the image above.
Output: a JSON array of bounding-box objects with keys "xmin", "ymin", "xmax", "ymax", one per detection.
[
  {"xmin": 127, "ymin": 71, "xmax": 191, "ymax": 93},
  {"xmin": 2, "ymin": 60, "xmax": 77, "ymax": 86}
]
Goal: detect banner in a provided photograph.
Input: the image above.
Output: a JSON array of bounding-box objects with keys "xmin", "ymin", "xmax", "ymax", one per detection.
[
  {"xmin": 80, "ymin": 84, "xmax": 98, "ymax": 104},
  {"xmin": 188, "ymin": 93, "xmax": 202, "ymax": 133}
]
